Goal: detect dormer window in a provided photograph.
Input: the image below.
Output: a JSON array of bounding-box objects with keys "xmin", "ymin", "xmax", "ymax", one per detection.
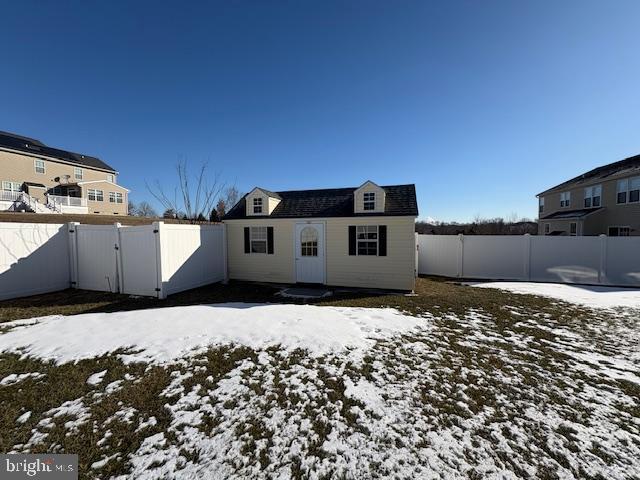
[
  {"xmin": 253, "ymin": 197, "xmax": 263, "ymax": 214},
  {"xmin": 363, "ymin": 192, "xmax": 375, "ymax": 211}
]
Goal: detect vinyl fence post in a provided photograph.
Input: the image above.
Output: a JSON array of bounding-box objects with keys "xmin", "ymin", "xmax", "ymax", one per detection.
[
  {"xmin": 153, "ymin": 221, "xmax": 166, "ymax": 299},
  {"xmin": 457, "ymin": 233, "xmax": 464, "ymax": 278},
  {"xmin": 598, "ymin": 234, "xmax": 607, "ymax": 285},
  {"xmin": 113, "ymin": 223, "xmax": 122, "ymax": 294},
  {"xmin": 67, "ymin": 222, "xmax": 80, "ymax": 289},
  {"xmin": 221, "ymin": 223, "xmax": 229, "ymax": 284},
  {"xmin": 523, "ymin": 234, "xmax": 531, "ymax": 281}
]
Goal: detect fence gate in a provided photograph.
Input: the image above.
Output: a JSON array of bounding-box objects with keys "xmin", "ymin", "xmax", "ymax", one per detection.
[
  {"xmin": 75, "ymin": 224, "xmax": 119, "ymax": 292},
  {"xmin": 118, "ymin": 225, "xmax": 161, "ymax": 297}
]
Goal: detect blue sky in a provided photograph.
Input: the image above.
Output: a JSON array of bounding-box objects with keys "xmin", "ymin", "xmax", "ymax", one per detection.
[{"xmin": 1, "ymin": 1, "xmax": 639, "ymax": 222}]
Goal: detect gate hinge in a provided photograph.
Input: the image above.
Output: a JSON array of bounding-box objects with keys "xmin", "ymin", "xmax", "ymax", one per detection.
[
  {"xmin": 69, "ymin": 229, "xmax": 75, "ymax": 233},
  {"xmin": 70, "ymin": 281, "xmax": 77, "ymax": 285},
  {"xmin": 155, "ymin": 288, "xmax": 161, "ymax": 292},
  {"xmin": 114, "ymin": 245, "xmax": 119, "ymax": 250},
  {"xmin": 153, "ymin": 229, "xmax": 159, "ymax": 233}
]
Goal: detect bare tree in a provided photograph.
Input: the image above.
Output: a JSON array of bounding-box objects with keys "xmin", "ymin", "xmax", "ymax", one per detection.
[
  {"xmin": 216, "ymin": 198, "xmax": 226, "ymax": 219},
  {"xmin": 136, "ymin": 201, "xmax": 158, "ymax": 218},
  {"xmin": 223, "ymin": 186, "xmax": 240, "ymax": 209},
  {"xmin": 128, "ymin": 200, "xmax": 137, "ymax": 216},
  {"xmin": 146, "ymin": 160, "xmax": 226, "ymax": 224}
]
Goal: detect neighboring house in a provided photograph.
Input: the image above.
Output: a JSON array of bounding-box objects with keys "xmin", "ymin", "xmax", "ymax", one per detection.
[
  {"xmin": 0, "ymin": 131, "xmax": 129, "ymax": 215},
  {"xmin": 223, "ymin": 181, "xmax": 418, "ymax": 291},
  {"xmin": 537, "ymin": 154, "xmax": 640, "ymax": 236}
]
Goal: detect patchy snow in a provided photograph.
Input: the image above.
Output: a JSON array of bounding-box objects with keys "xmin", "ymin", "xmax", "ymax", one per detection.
[
  {"xmin": 16, "ymin": 411, "xmax": 31, "ymax": 424},
  {"xmin": 0, "ymin": 303, "xmax": 423, "ymax": 365},
  {"xmin": 87, "ymin": 370, "xmax": 108, "ymax": 386},
  {"xmin": 0, "ymin": 372, "xmax": 45, "ymax": 386},
  {"xmin": 467, "ymin": 281, "xmax": 640, "ymax": 309},
  {"xmin": 4, "ymin": 299, "xmax": 639, "ymax": 478}
]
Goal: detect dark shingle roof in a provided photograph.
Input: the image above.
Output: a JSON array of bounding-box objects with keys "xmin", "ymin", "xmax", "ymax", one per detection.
[
  {"xmin": 224, "ymin": 184, "xmax": 418, "ymax": 219},
  {"xmin": 0, "ymin": 131, "xmax": 116, "ymax": 173},
  {"xmin": 538, "ymin": 154, "xmax": 640, "ymax": 196},
  {"xmin": 541, "ymin": 207, "xmax": 602, "ymax": 220}
]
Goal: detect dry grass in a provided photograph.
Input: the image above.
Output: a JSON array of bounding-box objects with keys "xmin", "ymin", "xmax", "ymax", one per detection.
[{"xmin": 1, "ymin": 277, "xmax": 637, "ymax": 479}]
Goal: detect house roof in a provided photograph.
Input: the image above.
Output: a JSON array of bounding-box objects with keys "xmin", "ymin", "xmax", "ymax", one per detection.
[
  {"xmin": 23, "ymin": 182, "xmax": 47, "ymax": 188},
  {"xmin": 251, "ymin": 187, "xmax": 282, "ymax": 200},
  {"xmin": 0, "ymin": 131, "xmax": 117, "ymax": 173},
  {"xmin": 538, "ymin": 154, "xmax": 640, "ymax": 196},
  {"xmin": 224, "ymin": 184, "xmax": 418, "ymax": 219},
  {"xmin": 541, "ymin": 207, "xmax": 602, "ymax": 220}
]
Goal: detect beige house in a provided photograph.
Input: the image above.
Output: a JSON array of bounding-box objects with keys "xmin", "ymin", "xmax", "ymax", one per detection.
[
  {"xmin": 223, "ymin": 181, "xmax": 418, "ymax": 291},
  {"xmin": 0, "ymin": 131, "xmax": 129, "ymax": 215},
  {"xmin": 537, "ymin": 154, "xmax": 640, "ymax": 236}
]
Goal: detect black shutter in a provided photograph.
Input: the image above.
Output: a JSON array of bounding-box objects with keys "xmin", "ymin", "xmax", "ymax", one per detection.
[
  {"xmin": 348, "ymin": 226, "xmax": 356, "ymax": 255},
  {"xmin": 244, "ymin": 227, "xmax": 250, "ymax": 254},
  {"xmin": 267, "ymin": 227, "xmax": 274, "ymax": 254},
  {"xmin": 378, "ymin": 225, "xmax": 387, "ymax": 256}
]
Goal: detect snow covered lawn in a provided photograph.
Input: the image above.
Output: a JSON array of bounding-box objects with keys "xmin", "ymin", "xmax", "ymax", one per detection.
[
  {"xmin": 468, "ymin": 281, "xmax": 640, "ymax": 310},
  {"xmin": 1, "ymin": 280, "xmax": 639, "ymax": 479}
]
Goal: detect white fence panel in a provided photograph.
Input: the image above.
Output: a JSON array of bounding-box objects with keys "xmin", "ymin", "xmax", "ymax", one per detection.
[
  {"xmin": 462, "ymin": 236, "xmax": 527, "ymax": 280},
  {"xmin": 158, "ymin": 223, "xmax": 226, "ymax": 296},
  {"xmin": 530, "ymin": 236, "xmax": 601, "ymax": 284},
  {"xmin": 75, "ymin": 224, "xmax": 119, "ymax": 292},
  {"xmin": 417, "ymin": 235, "xmax": 459, "ymax": 277},
  {"xmin": 0, "ymin": 222, "xmax": 70, "ymax": 300},
  {"xmin": 118, "ymin": 225, "xmax": 160, "ymax": 297},
  {"xmin": 605, "ymin": 237, "xmax": 640, "ymax": 286}
]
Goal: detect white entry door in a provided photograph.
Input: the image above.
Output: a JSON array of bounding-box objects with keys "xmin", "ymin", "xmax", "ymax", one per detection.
[{"xmin": 295, "ymin": 223, "xmax": 325, "ymax": 284}]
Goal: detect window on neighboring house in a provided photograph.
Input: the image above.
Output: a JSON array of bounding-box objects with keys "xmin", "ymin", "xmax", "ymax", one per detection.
[
  {"xmin": 2, "ymin": 181, "xmax": 21, "ymax": 192},
  {"xmin": 617, "ymin": 176, "xmax": 640, "ymax": 204},
  {"xmin": 363, "ymin": 192, "xmax": 375, "ymax": 211},
  {"xmin": 560, "ymin": 192, "xmax": 571, "ymax": 208},
  {"xmin": 250, "ymin": 226, "xmax": 267, "ymax": 253},
  {"xmin": 539, "ymin": 197, "xmax": 545, "ymax": 213},
  {"xmin": 74, "ymin": 167, "xmax": 83, "ymax": 180},
  {"xmin": 356, "ymin": 225, "xmax": 378, "ymax": 255},
  {"xmin": 107, "ymin": 174, "xmax": 114, "ymax": 183},
  {"xmin": 570, "ymin": 222, "xmax": 577, "ymax": 236},
  {"xmin": 608, "ymin": 226, "xmax": 631, "ymax": 237},
  {"xmin": 584, "ymin": 185, "xmax": 602, "ymax": 208},
  {"xmin": 544, "ymin": 223, "xmax": 550, "ymax": 234},
  {"xmin": 109, "ymin": 192, "xmax": 123, "ymax": 203},
  {"xmin": 34, "ymin": 159, "xmax": 45, "ymax": 174},
  {"xmin": 300, "ymin": 227, "xmax": 318, "ymax": 257},
  {"xmin": 253, "ymin": 197, "xmax": 263, "ymax": 214},
  {"xmin": 88, "ymin": 189, "xmax": 104, "ymax": 201}
]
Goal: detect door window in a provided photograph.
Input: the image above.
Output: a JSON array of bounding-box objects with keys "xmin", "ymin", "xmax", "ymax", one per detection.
[{"xmin": 300, "ymin": 227, "xmax": 318, "ymax": 256}]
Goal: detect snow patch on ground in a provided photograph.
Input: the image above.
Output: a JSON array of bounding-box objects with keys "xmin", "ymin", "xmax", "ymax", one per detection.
[
  {"xmin": 0, "ymin": 303, "xmax": 423, "ymax": 364},
  {"xmin": 467, "ymin": 281, "xmax": 640, "ymax": 309},
  {"xmin": 87, "ymin": 370, "xmax": 108, "ymax": 386},
  {"xmin": 0, "ymin": 372, "xmax": 45, "ymax": 386}
]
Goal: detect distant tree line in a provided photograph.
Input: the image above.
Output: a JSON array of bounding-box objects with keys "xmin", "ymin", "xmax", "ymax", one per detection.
[{"xmin": 416, "ymin": 215, "xmax": 538, "ymax": 235}]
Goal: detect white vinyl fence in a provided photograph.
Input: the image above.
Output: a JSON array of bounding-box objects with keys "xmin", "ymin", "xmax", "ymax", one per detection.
[
  {"xmin": 1, "ymin": 221, "xmax": 227, "ymax": 301},
  {"xmin": 0, "ymin": 223, "xmax": 70, "ymax": 301},
  {"xmin": 418, "ymin": 234, "xmax": 640, "ymax": 287}
]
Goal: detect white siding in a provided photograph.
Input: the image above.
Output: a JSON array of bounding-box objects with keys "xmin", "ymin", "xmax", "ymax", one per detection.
[
  {"xmin": 353, "ymin": 181, "xmax": 385, "ymax": 214},
  {"xmin": 225, "ymin": 216, "xmax": 416, "ymax": 290}
]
